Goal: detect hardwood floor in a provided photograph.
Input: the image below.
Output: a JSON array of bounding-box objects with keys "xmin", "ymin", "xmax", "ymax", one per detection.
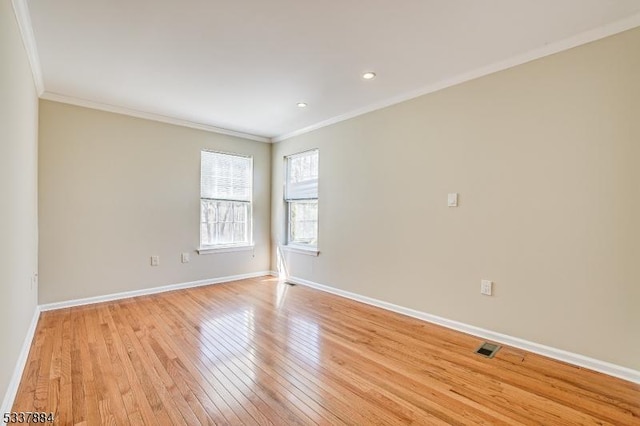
[{"xmin": 13, "ymin": 276, "xmax": 640, "ymax": 425}]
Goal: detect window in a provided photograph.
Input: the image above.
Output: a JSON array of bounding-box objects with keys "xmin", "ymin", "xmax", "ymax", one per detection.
[
  {"xmin": 200, "ymin": 151, "xmax": 253, "ymax": 250},
  {"xmin": 285, "ymin": 149, "xmax": 318, "ymax": 249}
]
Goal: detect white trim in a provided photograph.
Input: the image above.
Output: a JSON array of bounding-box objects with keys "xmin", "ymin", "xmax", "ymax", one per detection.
[
  {"xmin": 40, "ymin": 92, "xmax": 271, "ymax": 143},
  {"xmin": 10, "ymin": 0, "xmax": 44, "ymax": 95},
  {"xmin": 272, "ymin": 13, "xmax": 640, "ymax": 142},
  {"xmin": 282, "ymin": 245, "xmax": 319, "ymax": 256},
  {"xmin": 286, "ymin": 275, "xmax": 640, "ymax": 385},
  {"xmin": 11, "ymin": 0, "xmax": 640, "ymax": 145},
  {"xmin": 1, "ymin": 306, "xmax": 41, "ymax": 415},
  {"xmin": 2, "ymin": 272, "xmax": 270, "ymax": 410},
  {"xmin": 39, "ymin": 271, "xmax": 271, "ymax": 311},
  {"xmin": 198, "ymin": 245, "xmax": 254, "ymax": 255}
]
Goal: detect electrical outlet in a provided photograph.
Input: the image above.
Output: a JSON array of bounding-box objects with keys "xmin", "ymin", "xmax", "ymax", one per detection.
[
  {"xmin": 181, "ymin": 252, "xmax": 190, "ymax": 263},
  {"xmin": 30, "ymin": 273, "xmax": 38, "ymax": 290},
  {"xmin": 481, "ymin": 280, "xmax": 493, "ymax": 296},
  {"xmin": 151, "ymin": 256, "xmax": 160, "ymax": 266},
  {"xmin": 448, "ymin": 193, "xmax": 458, "ymax": 207}
]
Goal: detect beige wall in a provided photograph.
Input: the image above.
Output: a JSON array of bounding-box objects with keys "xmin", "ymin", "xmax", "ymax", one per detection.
[
  {"xmin": 272, "ymin": 27, "xmax": 640, "ymax": 370},
  {"xmin": 0, "ymin": 0, "xmax": 40, "ymax": 407},
  {"xmin": 39, "ymin": 101, "xmax": 271, "ymax": 304}
]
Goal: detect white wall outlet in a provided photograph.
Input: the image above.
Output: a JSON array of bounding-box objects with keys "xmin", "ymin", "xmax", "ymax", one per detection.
[
  {"xmin": 151, "ymin": 255, "xmax": 160, "ymax": 266},
  {"xmin": 448, "ymin": 193, "xmax": 458, "ymax": 207},
  {"xmin": 181, "ymin": 252, "xmax": 190, "ymax": 263},
  {"xmin": 481, "ymin": 279, "xmax": 493, "ymax": 296},
  {"xmin": 30, "ymin": 273, "xmax": 38, "ymax": 290}
]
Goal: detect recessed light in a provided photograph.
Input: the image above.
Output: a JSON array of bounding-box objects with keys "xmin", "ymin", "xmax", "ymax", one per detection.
[
  {"xmin": 297, "ymin": 102, "xmax": 307, "ymax": 108},
  {"xmin": 362, "ymin": 71, "xmax": 376, "ymax": 80}
]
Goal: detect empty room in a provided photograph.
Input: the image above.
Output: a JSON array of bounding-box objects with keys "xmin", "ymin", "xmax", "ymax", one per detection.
[{"xmin": 2, "ymin": 0, "xmax": 639, "ymax": 424}]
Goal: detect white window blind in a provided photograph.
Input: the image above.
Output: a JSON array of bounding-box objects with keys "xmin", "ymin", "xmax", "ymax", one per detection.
[
  {"xmin": 200, "ymin": 151, "xmax": 253, "ymax": 248},
  {"xmin": 285, "ymin": 149, "xmax": 319, "ymax": 248},
  {"xmin": 201, "ymin": 151, "xmax": 252, "ymax": 202},
  {"xmin": 285, "ymin": 149, "xmax": 318, "ymax": 200}
]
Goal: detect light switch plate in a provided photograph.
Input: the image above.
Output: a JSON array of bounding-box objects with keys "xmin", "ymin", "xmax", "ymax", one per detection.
[
  {"xmin": 481, "ymin": 280, "xmax": 493, "ymax": 296},
  {"xmin": 181, "ymin": 252, "xmax": 190, "ymax": 263},
  {"xmin": 448, "ymin": 193, "xmax": 458, "ymax": 207},
  {"xmin": 151, "ymin": 256, "xmax": 160, "ymax": 266}
]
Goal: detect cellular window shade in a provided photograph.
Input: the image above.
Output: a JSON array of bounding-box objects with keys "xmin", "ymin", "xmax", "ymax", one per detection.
[
  {"xmin": 201, "ymin": 151, "xmax": 252, "ymax": 202},
  {"xmin": 285, "ymin": 150, "xmax": 318, "ymax": 200}
]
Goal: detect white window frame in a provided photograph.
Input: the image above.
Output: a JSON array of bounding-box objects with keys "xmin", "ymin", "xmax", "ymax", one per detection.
[
  {"xmin": 198, "ymin": 150, "xmax": 254, "ymax": 254},
  {"xmin": 284, "ymin": 149, "xmax": 319, "ymax": 256}
]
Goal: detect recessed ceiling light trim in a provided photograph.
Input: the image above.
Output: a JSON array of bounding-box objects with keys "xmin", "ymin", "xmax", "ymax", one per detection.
[
  {"xmin": 274, "ymin": 12, "xmax": 640, "ymax": 142},
  {"xmin": 362, "ymin": 71, "xmax": 376, "ymax": 80},
  {"xmin": 297, "ymin": 102, "xmax": 308, "ymax": 108}
]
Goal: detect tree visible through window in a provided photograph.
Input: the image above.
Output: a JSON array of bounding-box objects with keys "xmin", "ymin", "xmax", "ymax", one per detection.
[
  {"xmin": 200, "ymin": 151, "xmax": 252, "ymax": 248},
  {"xmin": 285, "ymin": 149, "xmax": 318, "ymax": 248}
]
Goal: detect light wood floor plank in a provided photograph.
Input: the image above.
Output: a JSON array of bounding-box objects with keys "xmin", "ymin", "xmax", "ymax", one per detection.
[
  {"xmin": 151, "ymin": 293, "xmax": 312, "ymax": 425},
  {"xmin": 97, "ymin": 305, "xmax": 162, "ymax": 426},
  {"xmin": 142, "ymin": 295, "xmax": 280, "ymax": 425},
  {"xmin": 284, "ymin": 281, "xmax": 639, "ymax": 424},
  {"xmin": 84, "ymin": 305, "xmax": 131, "ymax": 426},
  {"xmin": 12, "ymin": 316, "xmax": 46, "ymax": 411},
  {"xmin": 108, "ymin": 304, "xmax": 181, "ymax": 426},
  {"xmin": 208, "ymin": 282, "xmax": 461, "ymax": 425},
  {"xmin": 179, "ymin": 290, "xmax": 350, "ymax": 425},
  {"xmin": 213, "ymin": 281, "xmax": 512, "ymax": 425},
  {"xmin": 193, "ymin": 289, "xmax": 398, "ymax": 425},
  {"xmin": 127, "ymin": 296, "xmax": 260, "ymax": 426},
  {"xmin": 12, "ymin": 276, "xmax": 640, "ymax": 425}
]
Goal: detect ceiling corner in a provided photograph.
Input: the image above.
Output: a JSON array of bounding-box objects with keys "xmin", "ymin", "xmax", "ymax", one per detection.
[{"xmin": 11, "ymin": 0, "xmax": 45, "ymax": 95}]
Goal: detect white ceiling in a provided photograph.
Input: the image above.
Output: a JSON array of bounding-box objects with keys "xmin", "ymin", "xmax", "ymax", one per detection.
[{"xmin": 24, "ymin": 0, "xmax": 640, "ymax": 141}]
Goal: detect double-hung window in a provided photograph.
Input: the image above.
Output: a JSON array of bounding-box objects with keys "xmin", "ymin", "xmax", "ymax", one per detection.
[
  {"xmin": 200, "ymin": 150, "xmax": 253, "ymax": 250},
  {"xmin": 285, "ymin": 149, "xmax": 319, "ymax": 250}
]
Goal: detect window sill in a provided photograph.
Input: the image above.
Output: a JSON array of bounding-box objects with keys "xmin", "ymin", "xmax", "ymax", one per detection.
[
  {"xmin": 282, "ymin": 245, "xmax": 319, "ymax": 256},
  {"xmin": 198, "ymin": 245, "xmax": 254, "ymax": 255}
]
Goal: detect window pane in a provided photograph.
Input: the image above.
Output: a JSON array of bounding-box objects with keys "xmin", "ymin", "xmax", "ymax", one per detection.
[
  {"xmin": 289, "ymin": 200, "xmax": 318, "ymax": 245},
  {"xmin": 217, "ymin": 222, "xmax": 232, "ymax": 244},
  {"xmin": 303, "ymin": 221, "xmax": 315, "ymax": 239},
  {"xmin": 218, "ymin": 201, "xmax": 231, "ymax": 222},
  {"xmin": 200, "ymin": 150, "xmax": 252, "ymax": 248},
  {"xmin": 201, "ymin": 199, "xmax": 216, "ymax": 224},
  {"xmin": 285, "ymin": 150, "xmax": 318, "ymax": 200},
  {"xmin": 200, "ymin": 199, "xmax": 249, "ymax": 246},
  {"xmin": 234, "ymin": 202, "xmax": 246, "ymax": 222},
  {"xmin": 233, "ymin": 223, "xmax": 245, "ymax": 242},
  {"xmin": 201, "ymin": 223, "xmax": 208, "ymax": 245},
  {"xmin": 285, "ymin": 150, "xmax": 318, "ymax": 247}
]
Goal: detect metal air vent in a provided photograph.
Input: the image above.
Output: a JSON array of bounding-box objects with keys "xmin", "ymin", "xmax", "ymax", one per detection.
[{"xmin": 475, "ymin": 342, "xmax": 501, "ymax": 358}]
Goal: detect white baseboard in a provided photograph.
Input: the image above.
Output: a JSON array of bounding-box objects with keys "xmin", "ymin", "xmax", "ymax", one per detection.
[
  {"xmin": 7, "ymin": 270, "xmax": 636, "ymax": 419},
  {"xmin": 287, "ymin": 275, "xmax": 640, "ymax": 385},
  {"xmin": 1, "ymin": 306, "xmax": 41, "ymax": 415},
  {"xmin": 3, "ymin": 272, "xmax": 273, "ymax": 414},
  {"xmin": 39, "ymin": 271, "xmax": 272, "ymax": 311}
]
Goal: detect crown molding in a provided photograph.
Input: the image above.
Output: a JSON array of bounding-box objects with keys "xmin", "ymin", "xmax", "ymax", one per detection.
[
  {"xmin": 11, "ymin": 0, "xmax": 640, "ymax": 143},
  {"xmin": 273, "ymin": 12, "xmax": 640, "ymax": 142},
  {"xmin": 40, "ymin": 92, "xmax": 272, "ymax": 143},
  {"xmin": 11, "ymin": 0, "xmax": 44, "ymax": 95}
]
